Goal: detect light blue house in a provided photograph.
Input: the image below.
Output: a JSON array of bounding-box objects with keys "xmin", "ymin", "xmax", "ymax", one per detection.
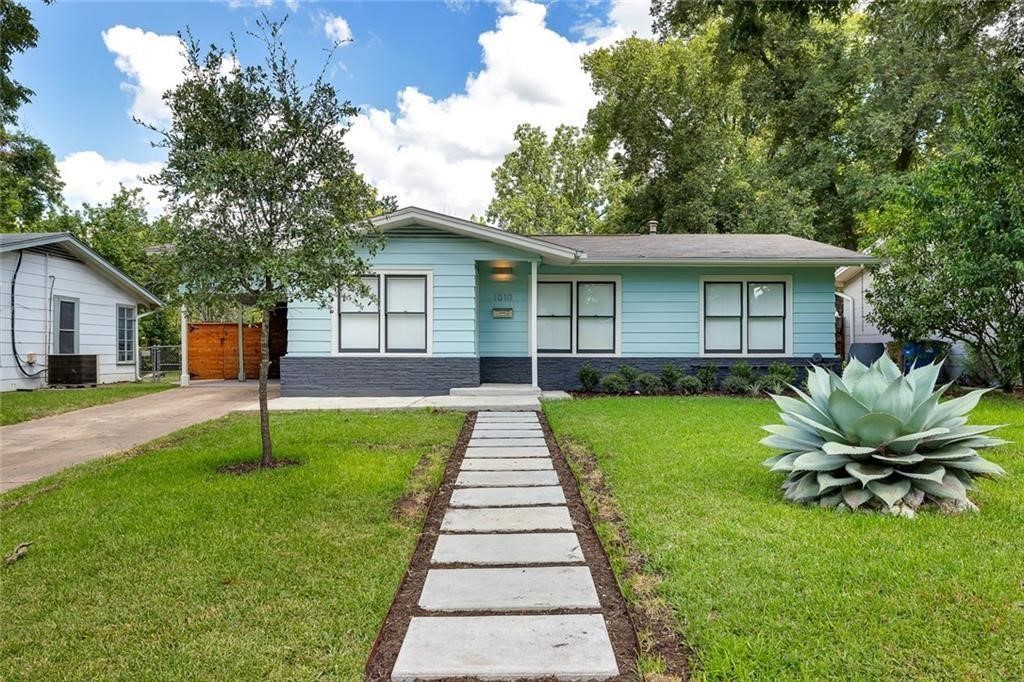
[{"xmin": 282, "ymin": 207, "xmax": 873, "ymax": 396}]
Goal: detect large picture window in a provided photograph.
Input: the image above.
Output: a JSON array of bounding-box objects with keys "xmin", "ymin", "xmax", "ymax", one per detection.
[
  {"xmin": 338, "ymin": 273, "xmax": 429, "ymax": 354},
  {"xmin": 702, "ymin": 278, "xmax": 788, "ymax": 355},
  {"xmin": 116, "ymin": 304, "xmax": 136, "ymax": 364}
]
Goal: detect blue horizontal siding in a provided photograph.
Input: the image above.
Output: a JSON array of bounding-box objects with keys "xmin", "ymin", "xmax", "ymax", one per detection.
[{"xmin": 287, "ymin": 227, "xmax": 839, "ymax": 360}]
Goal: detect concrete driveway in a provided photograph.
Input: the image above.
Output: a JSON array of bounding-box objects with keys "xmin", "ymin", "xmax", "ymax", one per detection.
[{"xmin": 0, "ymin": 381, "xmax": 273, "ymax": 493}]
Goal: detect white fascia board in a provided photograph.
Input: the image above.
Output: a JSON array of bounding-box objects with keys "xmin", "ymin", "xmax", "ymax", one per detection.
[
  {"xmin": 372, "ymin": 207, "xmax": 584, "ymax": 264},
  {"xmin": 570, "ymin": 257, "xmax": 880, "ymax": 267}
]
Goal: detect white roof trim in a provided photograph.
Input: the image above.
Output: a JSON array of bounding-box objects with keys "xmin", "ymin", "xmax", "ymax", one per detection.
[
  {"xmin": 577, "ymin": 257, "xmax": 878, "ymax": 267},
  {"xmin": 371, "ymin": 206, "xmax": 585, "ymax": 264},
  {"xmin": 1, "ymin": 232, "xmax": 163, "ymax": 307}
]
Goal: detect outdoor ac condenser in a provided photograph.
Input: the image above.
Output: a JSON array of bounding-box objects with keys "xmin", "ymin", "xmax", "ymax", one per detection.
[{"xmin": 48, "ymin": 354, "xmax": 99, "ymax": 387}]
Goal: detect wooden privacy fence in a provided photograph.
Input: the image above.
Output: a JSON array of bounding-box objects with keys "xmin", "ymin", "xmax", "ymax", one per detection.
[{"xmin": 187, "ymin": 322, "xmax": 262, "ymax": 381}]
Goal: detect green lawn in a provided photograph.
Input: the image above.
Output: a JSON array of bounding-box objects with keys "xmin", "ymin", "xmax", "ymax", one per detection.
[
  {"xmin": 545, "ymin": 394, "xmax": 1024, "ymax": 681},
  {"xmin": 0, "ymin": 379, "xmax": 176, "ymax": 426},
  {"xmin": 0, "ymin": 410, "xmax": 463, "ymax": 680}
]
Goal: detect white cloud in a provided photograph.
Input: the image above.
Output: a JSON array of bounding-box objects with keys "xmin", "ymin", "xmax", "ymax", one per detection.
[
  {"xmin": 323, "ymin": 14, "xmax": 353, "ymax": 44},
  {"xmin": 57, "ymin": 151, "xmax": 164, "ymax": 212},
  {"xmin": 227, "ymin": 0, "xmax": 274, "ymax": 8},
  {"xmin": 102, "ymin": 25, "xmax": 188, "ymax": 126},
  {"xmin": 579, "ymin": 0, "xmax": 655, "ymax": 43},
  {"xmin": 285, "ymin": 0, "xmax": 300, "ymax": 12},
  {"xmin": 347, "ymin": 0, "xmax": 652, "ymax": 219}
]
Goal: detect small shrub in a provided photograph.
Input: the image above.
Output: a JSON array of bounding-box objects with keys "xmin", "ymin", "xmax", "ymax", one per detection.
[
  {"xmin": 618, "ymin": 364, "xmax": 640, "ymax": 387},
  {"xmin": 765, "ymin": 361, "xmax": 797, "ymax": 385},
  {"xmin": 721, "ymin": 375, "xmax": 750, "ymax": 395},
  {"xmin": 729, "ymin": 360, "xmax": 755, "ymax": 382},
  {"xmin": 660, "ymin": 363, "xmax": 683, "ymax": 392},
  {"xmin": 757, "ymin": 374, "xmax": 789, "ymax": 395},
  {"xmin": 677, "ymin": 375, "xmax": 702, "ymax": 395},
  {"xmin": 696, "ymin": 362, "xmax": 718, "ymax": 390},
  {"xmin": 577, "ymin": 363, "xmax": 601, "ymax": 392},
  {"xmin": 601, "ymin": 373, "xmax": 630, "ymax": 395},
  {"xmin": 636, "ymin": 372, "xmax": 664, "ymax": 395}
]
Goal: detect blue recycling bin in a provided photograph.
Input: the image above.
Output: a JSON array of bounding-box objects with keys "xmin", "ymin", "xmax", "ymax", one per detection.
[{"xmin": 902, "ymin": 341, "xmax": 947, "ymax": 372}]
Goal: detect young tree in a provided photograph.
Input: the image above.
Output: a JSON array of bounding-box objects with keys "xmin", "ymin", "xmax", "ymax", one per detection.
[
  {"xmin": 148, "ymin": 18, "xmax": 391, "ymax": 465},
  {"xmin": 484, "ymin": 124, "xmax": 633, "ymax": 234}
]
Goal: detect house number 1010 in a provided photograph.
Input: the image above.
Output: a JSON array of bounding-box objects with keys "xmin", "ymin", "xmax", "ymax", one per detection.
[{"xmin": 494, "ymin": 294, "xmax": 513, "ymax": 302}]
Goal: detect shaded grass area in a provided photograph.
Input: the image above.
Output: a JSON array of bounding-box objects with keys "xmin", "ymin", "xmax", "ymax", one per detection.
[
  {"xmin": 0, "ymin": 379, "xmax": 175, "ymax": 426},
  {"xmin": 0, "ymin": 410, "xmax": 463, "ymax": 680},
  {"xmin": 545, "ymin": 395, "xmax": 1024, "ymax": 681}
]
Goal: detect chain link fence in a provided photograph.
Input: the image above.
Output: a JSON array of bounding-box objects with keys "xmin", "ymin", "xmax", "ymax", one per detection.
[{"xmin": 140, "ymin": 345, "xmax": 181, "ymax": 382}]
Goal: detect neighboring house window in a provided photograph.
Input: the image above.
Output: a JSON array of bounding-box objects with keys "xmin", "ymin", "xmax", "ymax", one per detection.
[
  {"xmin": 53, "ymin": 296, "xmax": 79, "ymax": 354},
  {"xmin": 339, "ymin": 276, "xmax": 381, "ymax": 352},
  {"xmin": 702, "ymin": 278, "xmax": 789, "ymax": 355},
  {"xmin": 338, "ymin": 273, "xmax": 429, "ymax": 354},
  {"xmin": 537, "ymin": 282, "xmax": 572, "ymax": 353},
  {"xmin": 577, "ymin": 282, "xmax": 615, "ymax": 353},
  {"xmin": 116, "ymin": 304, "xmax": 136, "ymax": 364}
]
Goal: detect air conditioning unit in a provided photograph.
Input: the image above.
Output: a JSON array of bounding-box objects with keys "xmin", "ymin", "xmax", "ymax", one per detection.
[{"xmin": 49, "ymin": 354, "xmax": 99, "ymax": 387}]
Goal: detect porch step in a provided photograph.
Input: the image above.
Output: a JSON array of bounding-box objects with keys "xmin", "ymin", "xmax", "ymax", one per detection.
[{"xmin": 450, "ymin": 383, "xmax": 541, "ymax": 397}]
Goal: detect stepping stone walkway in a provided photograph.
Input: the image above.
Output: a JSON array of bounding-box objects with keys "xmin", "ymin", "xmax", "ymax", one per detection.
[{"xmin": 391, "ymin": 411, "xmax": 620, "ymax": 681}]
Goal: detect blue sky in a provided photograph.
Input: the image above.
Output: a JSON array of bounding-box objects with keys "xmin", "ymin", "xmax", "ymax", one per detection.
[{"xmin": 14, "ymin": 0, "xmax": 652, "ymax": 217}]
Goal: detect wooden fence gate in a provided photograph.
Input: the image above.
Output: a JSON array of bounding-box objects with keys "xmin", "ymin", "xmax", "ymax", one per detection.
[{"xmin": 186, "ymin": 306, "xmax": 287, "ymax": 381}]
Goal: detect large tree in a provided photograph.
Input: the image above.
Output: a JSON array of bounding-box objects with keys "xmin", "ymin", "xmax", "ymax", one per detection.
[
  {"xmin": 1, "ymin": 0, "xmax": 63, "ymax": 231},
  {"xmin": 484, "ymin": 124, "xmax": 632, "ymax": 234},
  {"xmin": 866, "ymin": 67, "xmax": 1024, "ymax": 388},
  {"xmin": 149, "ymin": 18, "xmax": 391, "ymax": 465}
]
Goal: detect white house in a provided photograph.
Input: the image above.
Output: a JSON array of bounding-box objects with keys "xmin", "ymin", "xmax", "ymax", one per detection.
[
  {"xmin": 1, "ymin": 232, "xmax": 163, "ymax": 392},
  {"xmin": 835, "ymin": 264, "xmax": 891, "ymax": 359}
]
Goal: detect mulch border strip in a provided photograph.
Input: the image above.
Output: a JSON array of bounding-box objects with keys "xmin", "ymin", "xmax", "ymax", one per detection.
[{"xmin": 364, "ymin": 410, "xmax": 641, "ymax": 681}]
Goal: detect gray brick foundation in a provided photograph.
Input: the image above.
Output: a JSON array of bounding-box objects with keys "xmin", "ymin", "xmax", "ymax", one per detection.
[{"xmin": 280, "ymin": 356, "xmax": 480, "ymax": 396}]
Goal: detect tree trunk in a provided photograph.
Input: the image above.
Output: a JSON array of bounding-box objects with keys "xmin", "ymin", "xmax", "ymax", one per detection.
[{"xmin": 258, "ymin": 305, "xmax": 273, "ymax": 466}]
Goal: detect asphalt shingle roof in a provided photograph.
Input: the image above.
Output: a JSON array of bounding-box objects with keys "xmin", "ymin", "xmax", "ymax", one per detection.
[{"xmin": 532, "ymin": 233, "xmax": 871, "ymax": 263}]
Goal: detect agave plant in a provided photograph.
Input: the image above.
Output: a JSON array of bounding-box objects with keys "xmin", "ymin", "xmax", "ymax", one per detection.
[{"xmin": 762, "ymin": 355, "xmax": 1007, "ymax": 516}]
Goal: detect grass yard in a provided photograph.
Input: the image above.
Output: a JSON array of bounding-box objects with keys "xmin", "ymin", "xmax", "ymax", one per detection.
[
  {"xmin": 0, "ymin": 410, "xmax": 463, "ymax": 680},
  {"xmin": 0, "ymin": 379, "xmax": 175, "ymax": 426},
  {"xmin": 545, "ymin": 394, "xmax": 1024, "ymax": 681}
]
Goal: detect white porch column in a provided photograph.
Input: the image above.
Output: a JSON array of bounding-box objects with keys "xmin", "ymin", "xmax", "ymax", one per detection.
[
  {"xmin": 530, "ymin": 259, "xmax": 538, "ymax": 388},
  {"xmin": 179, "ymin": 305, "xmax": 190, "ymax": 387}
]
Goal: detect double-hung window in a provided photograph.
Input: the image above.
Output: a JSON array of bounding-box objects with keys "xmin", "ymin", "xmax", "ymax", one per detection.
[
  {"xmin": 537, "ymin": 279, "xmax": 618, "ymax": 354},
  {"xmin": 116, "ymin": 304, "xmax": 136, "ymax": 364},
  {"xmin": 53, "ymin": 296, "xmax": 78, "ymax": 354},
  {"xmin": 537, "ymin": 282, "xmax": 572, "ymax": 353},
  {"xmin": 338, "ymin": 273, "xmax": 429, "ymax": 354},
  {"xmin": 702, "ymin": 278, "xmax": 788, "ymax": 355}
]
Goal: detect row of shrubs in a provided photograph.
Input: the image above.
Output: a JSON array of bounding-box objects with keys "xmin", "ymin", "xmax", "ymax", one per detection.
[{"xmin": 577, "ymin": 361, "xmax": 799, "ymax": 396}]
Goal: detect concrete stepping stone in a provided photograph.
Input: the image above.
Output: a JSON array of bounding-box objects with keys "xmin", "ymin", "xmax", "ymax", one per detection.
[
  {"xmin": 461, "ymin": 458, "xmax": 553, "ymax": 471},
  {"xmin": 391, "ymin": 614, "xmax": 619, "ymax": 681},
  {"xmin": 474, "ymin": 419, "xmax": 540, "ymax": 427},
  {"xmin": 471, "ymin": 429, "xmax": 545, "ymax": 439},
  {"xmin": 467, "ymin": 437, "xmax": 547, "ymax": 448},
  {"xmin": 477, "ymin": 411, "xmax": 539, "ymax": 418},
  {"xmin": 465, "ymin": 446, "xmax": 550, "ymax": 458},
  {"xmin": 449, "ymin": 486, "xmax": 566, "ymax": 508},
  {"xmin": 455, "ymin": 470, "xmax": 559, "ymax": 488},
  {"xmin": 441, "ymin": 506, "xmax": 573, "ymax": 532},
  {"xmin": 432, "ymin": 532, "xmax": 584, "ymax": 565},
  {"xmin": 419, "ymin": 566, "xmax": 601, "ymax": 611}
]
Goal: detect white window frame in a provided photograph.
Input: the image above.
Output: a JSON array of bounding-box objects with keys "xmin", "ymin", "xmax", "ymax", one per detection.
[
  {"xmin": 115, "ymin": 304, "xmax": 137, "ymax": 365},
  {"xmin": 536, "ymin": 274, "xmax": 622, "ymax": 357},
  {"xmin": 52, "ymin": 295, "xmax": 79, "ymax": 354},
  {"xmin": 699, "ymin": 274, "xmax": 793, "ymax": 357},
  {"xmin": 332, "ymin": 270, "xmax": 433, "ymax": 357}
]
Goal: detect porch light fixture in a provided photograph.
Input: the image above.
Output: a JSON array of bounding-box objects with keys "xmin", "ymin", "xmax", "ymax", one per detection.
[{"xmin": 490, "ymin": 263, "xmax": 515, "ymax": 282}]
